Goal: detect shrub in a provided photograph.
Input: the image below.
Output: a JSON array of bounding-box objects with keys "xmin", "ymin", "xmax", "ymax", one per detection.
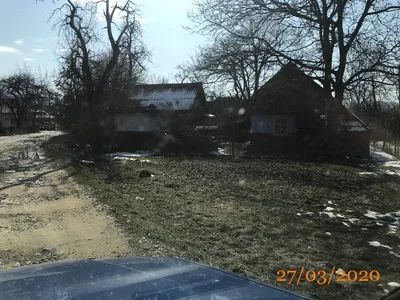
[{"xmin": 156, "ymin": 131, "xmax": 217, "ymax": 155}]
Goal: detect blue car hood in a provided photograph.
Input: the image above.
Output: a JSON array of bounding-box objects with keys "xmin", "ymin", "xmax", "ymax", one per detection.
[{"xmin": 0, "ymin": 257, "xmax": 312, "ymax": 299}]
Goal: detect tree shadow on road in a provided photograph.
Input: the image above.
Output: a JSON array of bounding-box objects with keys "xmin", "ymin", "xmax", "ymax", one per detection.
[{"xmin": 0, "ymin": 163, "xmax": 73, "ymax": 193}]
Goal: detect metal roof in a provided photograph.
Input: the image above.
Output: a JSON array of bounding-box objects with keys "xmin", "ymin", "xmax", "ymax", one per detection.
[{"xmin": 130, "ymin": 83, "xmax": 204, "ymax": 111}]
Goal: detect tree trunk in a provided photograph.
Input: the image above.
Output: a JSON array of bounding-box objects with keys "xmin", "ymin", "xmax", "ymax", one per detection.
[
  {"xmin": 372, "ymin": 77, "xmax": 377, "ymax": 112},
  {"xmin": 16, "ymin": 118, "xmax": 22, "ymax": 129},
  {"xmin": 335, "ymin": 85, "xmax": 345, "ymax": 103}
]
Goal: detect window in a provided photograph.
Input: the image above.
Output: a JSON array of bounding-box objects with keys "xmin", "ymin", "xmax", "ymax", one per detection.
[{"xmin": 274, "ymin": 119, "xmax": 288, "ymax": 136}]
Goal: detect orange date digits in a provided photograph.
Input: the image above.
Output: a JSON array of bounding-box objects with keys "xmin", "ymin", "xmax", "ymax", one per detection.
[
  {"xmin": 336, "ymin": 269, "xmax": 347, "ymax": 282},
  {"xmin": 276, "ymin": 270, "xmax": 286, "ymax": 282},
  {"xmin": 316, "ymin": 270, "xmax": 327, "ymax": 285},
  {"xmin": 277, "ymin": 268, "xmax": 381, "ymax": 285}
]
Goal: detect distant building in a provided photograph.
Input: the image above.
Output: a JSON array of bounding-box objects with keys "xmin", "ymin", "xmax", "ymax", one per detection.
[{"xmin": 0, "ymin": 105, "xmax": 56, "ymax": 135}]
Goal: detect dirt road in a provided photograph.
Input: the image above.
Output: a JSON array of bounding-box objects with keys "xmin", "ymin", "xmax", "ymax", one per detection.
[{"xmin": 0, "ymin": 132, "xmax": 130, "ymax": 269}]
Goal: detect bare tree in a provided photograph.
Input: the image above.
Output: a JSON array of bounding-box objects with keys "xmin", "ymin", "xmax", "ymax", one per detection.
[
  {"xmin": 177, "ymin": 20, "xmax": 281, "ymax": 100},
  {"xmin": 189, "ymin": 0, "xmax": 400, "ymax": 102},
  {"xmin": 194, "ymin": 34, "xmax": 279, "ymax": 100},
  {"xmin": 174, "ymin": 62, "xmax": 202, "ymax": 84},
  {"xmin": 0, "ymin": 70, "xmax": 55, "ymax": 128},
  {"xmin": 50, "ymin": 0, "xmax": 148, "ymax": 150}
]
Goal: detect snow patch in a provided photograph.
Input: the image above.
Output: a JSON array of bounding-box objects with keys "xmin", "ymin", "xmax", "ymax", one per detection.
[
  {"xmin": 389, "ymin": 251, "xmax": 400, "ymax": 258},
  {"xmin": 112, "ymin": 157, "xmax": 152, "ymax": 163},
  {"xmin": 324, "ymin": 207, "xmax": 334, "ymax": 212},
  {"xmin": 211, "ymin": 148, "xmax": 229, "ymax": 156},
  {"xmin": 388, "ymin": 225, "xmax": 397, "ymax": 234},
  {"xmin": 383, "ymin": 169, "xmax": 400, "ymax": 176},
  {"xmin": 383, "ymin": 161, "xmax": 400, "ymax": 169},
  {"xmin": 364, "ymin": 210, "xmax": 379, "ymax": 219},
  {"xmin": 321, "ymin": 212, "xmax": 335, "ymax": 218},
  {"xmin": 370, "ymin": 146, "xmax": 397, "ymax": 162},
  {"xmin": 342, "ymin": 222, "xmax": 350, "ymax": 228},
  {"xmin": 110, "ymin": 151, "xmax": 154, "ymax": 158},
  {"xmin": 358, "ymin": 171, "xmax": 380, "ymax": 177},
  {"xmin": 80, "ymin": 160, "xmax": 94, "ymax": 164},
  {"xmin": 368, "ymin": 241, "xmax": 392, "ymax": 249},
  {"xmin": 364, "ymin": 210, "xmax": 400, "ymax": 225},
  {"xmin": 359, "ymin": 163, "xmax": 375, "ymax": 168},
  {"xmin": 388, "ymin": 282, "xmax": 400, "ymax": 288},
  {"xmin": 325, "ymin": 232, "xmax": 331, "ymax": 236},
  {"xmin": 348, "ymin": 218, "xmax": 359, "ymax": 224}
]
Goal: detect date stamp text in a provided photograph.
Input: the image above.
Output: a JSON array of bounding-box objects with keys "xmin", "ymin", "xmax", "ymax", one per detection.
[{"xmin": 277, "ymin": 267, "xmax": 380, "ymax": 286}]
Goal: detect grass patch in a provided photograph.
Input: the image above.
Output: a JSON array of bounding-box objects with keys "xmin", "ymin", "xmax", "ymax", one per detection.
[{"xmin": 46, "ymin": 136, "xmax": 399, "ymax": 299}]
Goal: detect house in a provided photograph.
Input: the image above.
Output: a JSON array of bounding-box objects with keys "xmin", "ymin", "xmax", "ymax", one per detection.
[
  {"xmin": 114, "ymin": 82, "xmax": 208, "ymax": 150},
  {"xmin": 250, "ymin": 63, "xmax": 370, "ymax": 158},
  {"xmin": 34, "ymin": 109, "xmax": 56, "ymax": 130},
  {"xmin": 0, "ymin": 105, "xmax": 56, "ymax": 134}
]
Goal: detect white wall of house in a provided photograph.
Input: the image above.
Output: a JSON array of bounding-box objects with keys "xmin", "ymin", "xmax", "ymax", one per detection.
[{"xmin": 251, "ymin": 115, "xmax": 296, "ymax": 135}]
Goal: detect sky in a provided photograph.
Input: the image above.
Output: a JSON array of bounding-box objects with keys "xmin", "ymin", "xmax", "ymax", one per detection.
[{"xmin": 0, "ymin": 0, "xmax": 206, "ymax": 80}]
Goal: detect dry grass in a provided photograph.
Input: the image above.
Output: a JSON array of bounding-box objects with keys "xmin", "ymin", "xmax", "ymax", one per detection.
[{"xmin": 70, "ymin": 154, "xmax": 400, "ymax": 300}]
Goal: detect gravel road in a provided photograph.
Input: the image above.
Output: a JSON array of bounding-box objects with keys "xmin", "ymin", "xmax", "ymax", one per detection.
[{"xmin": 0, "ymin": 132, "xmax": 130, "ymax": 269}]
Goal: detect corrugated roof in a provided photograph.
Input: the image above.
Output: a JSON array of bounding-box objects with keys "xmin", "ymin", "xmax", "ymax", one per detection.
[{"xmin": 130, "ymin": 83, "xmax": 204, "ymax": 110}]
